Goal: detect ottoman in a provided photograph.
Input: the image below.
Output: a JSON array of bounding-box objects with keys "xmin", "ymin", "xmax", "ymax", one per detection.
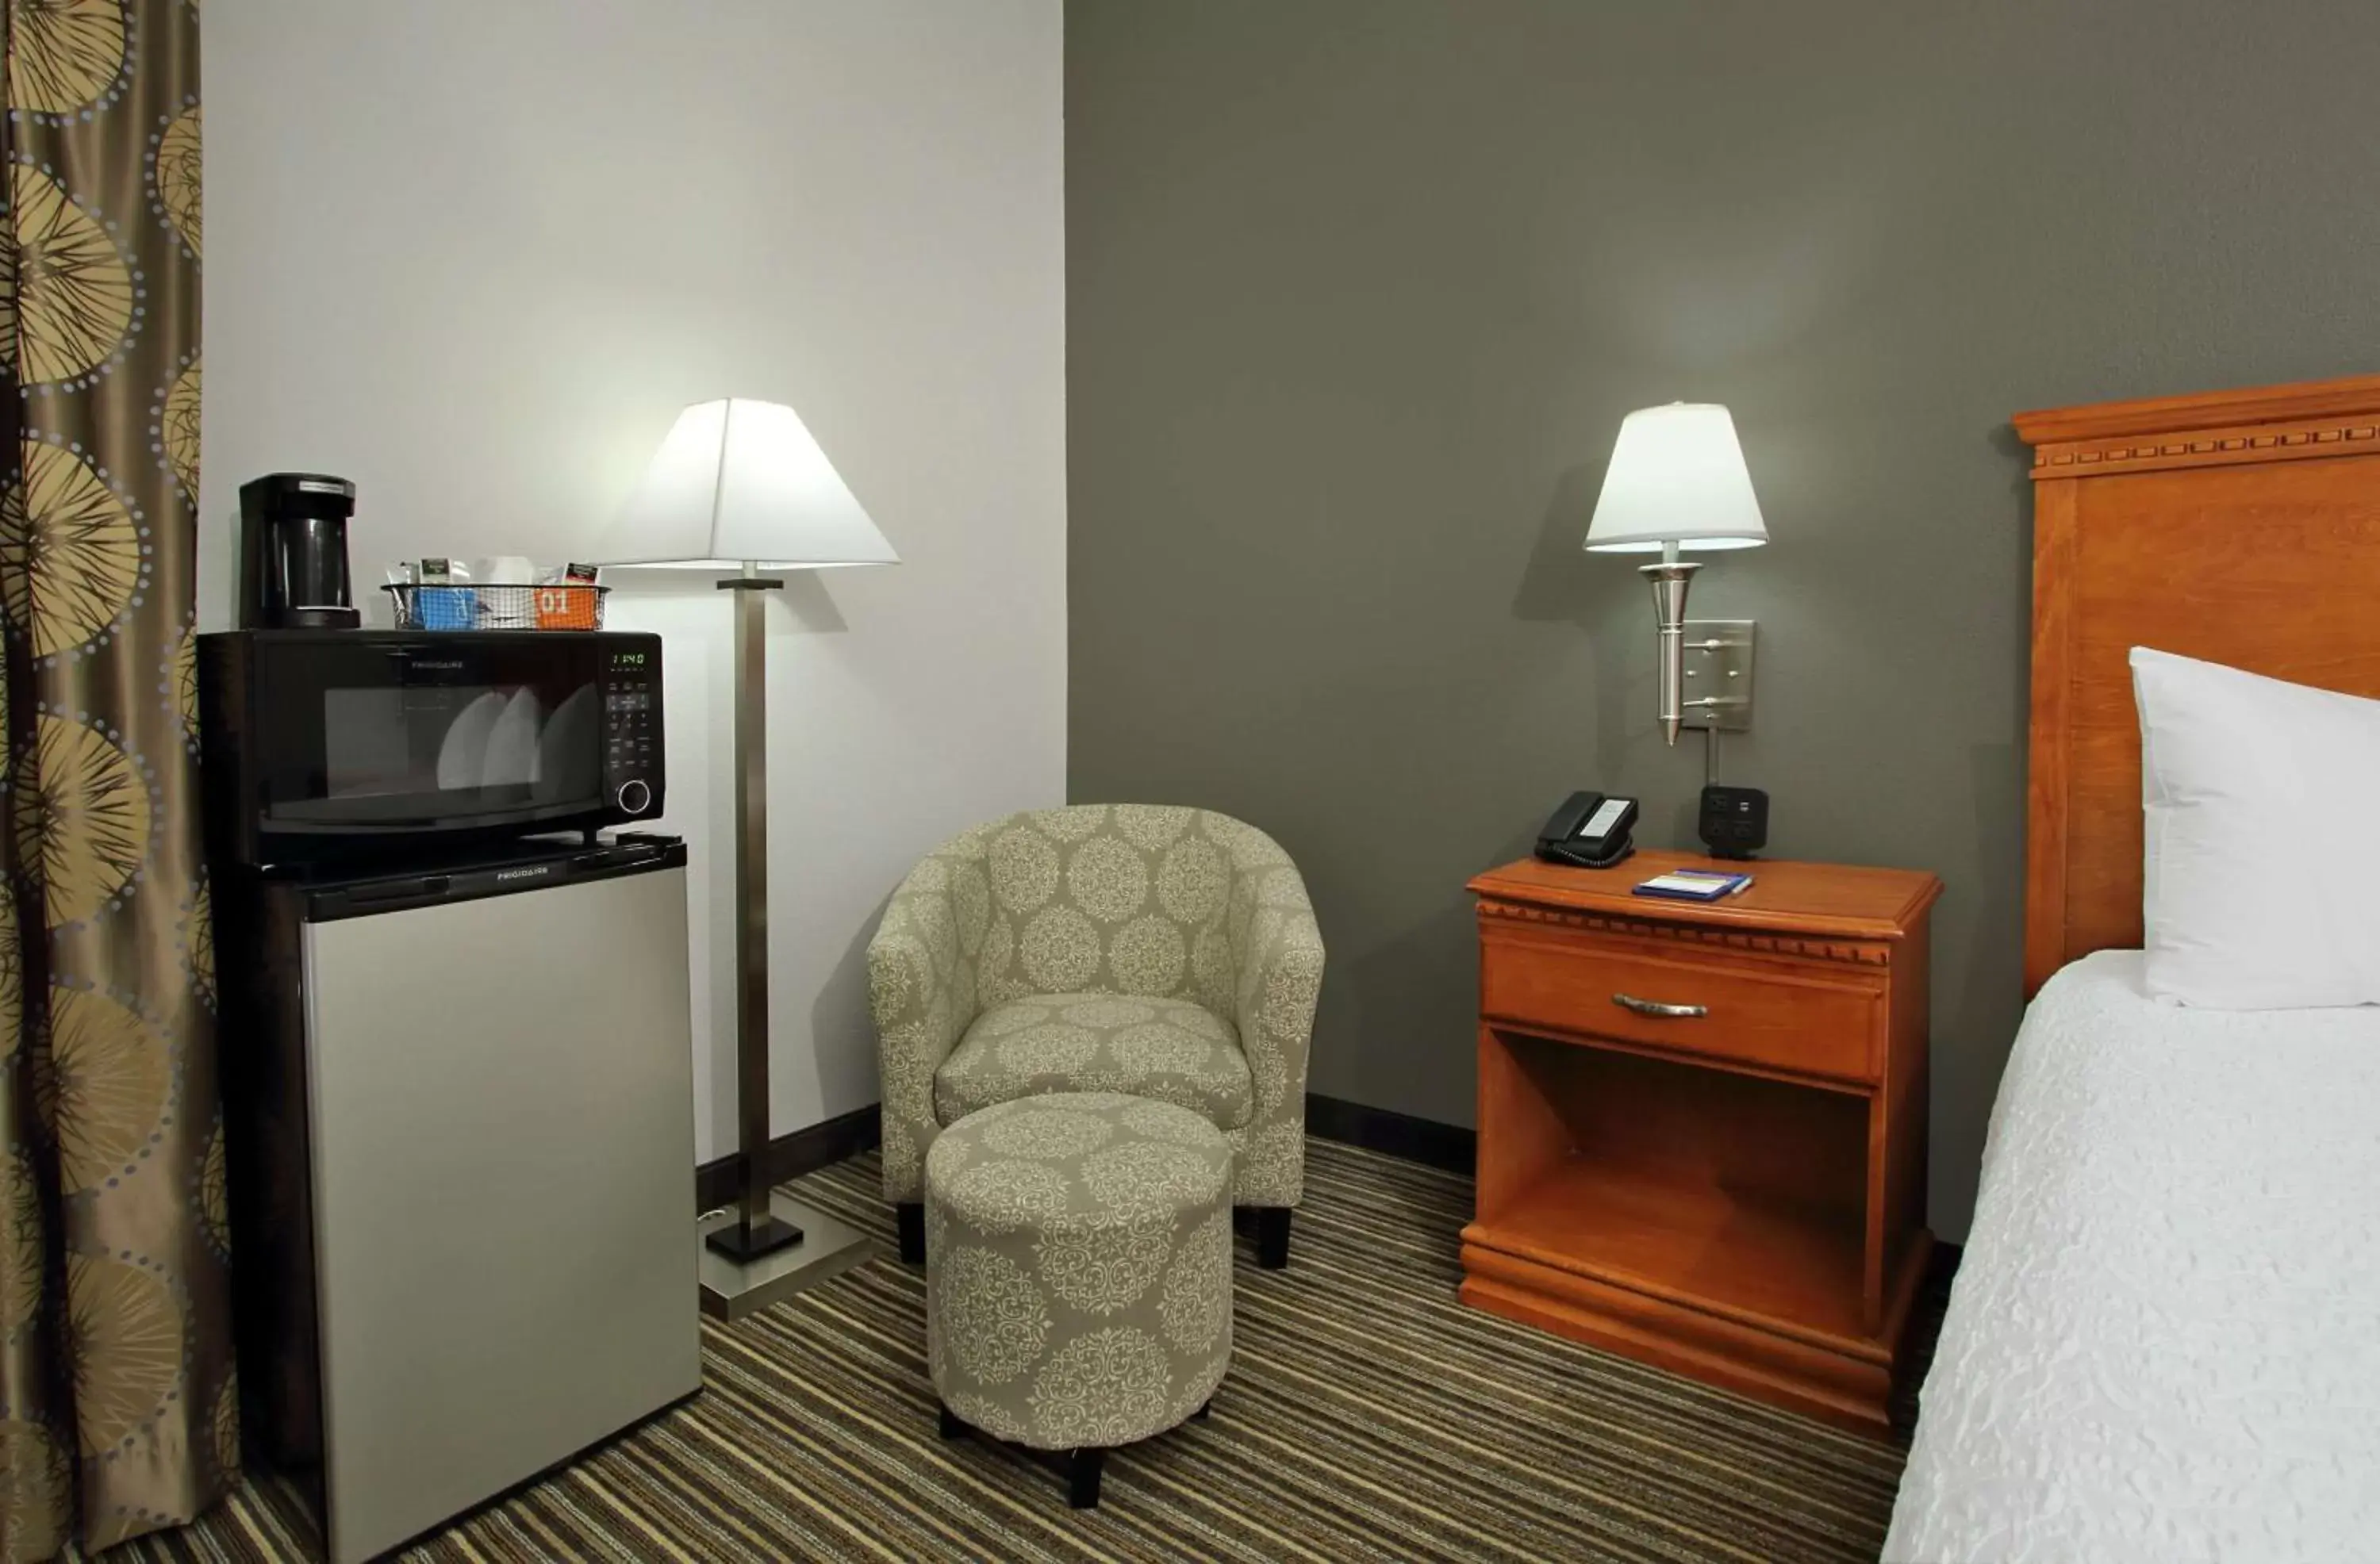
[{"xmin": 924, "ymin": 1091, "xmax": 1234, "ymax": 1508}]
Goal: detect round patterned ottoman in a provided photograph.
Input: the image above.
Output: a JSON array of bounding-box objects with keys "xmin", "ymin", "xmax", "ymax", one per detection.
[{"xmin": 924, "ymin": 1091, "xmax": 1233, "ymax": 1508}]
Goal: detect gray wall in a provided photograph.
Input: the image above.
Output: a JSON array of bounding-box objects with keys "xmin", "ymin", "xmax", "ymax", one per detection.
[{"xmin": 1064, "ymin": 0, "xmax": 2380, "ymax": 1237}]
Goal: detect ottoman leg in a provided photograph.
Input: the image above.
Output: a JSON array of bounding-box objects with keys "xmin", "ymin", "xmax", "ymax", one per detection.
[
  {"xmin": 1255, "ymin": 1206, "xmax": 1292, "ymax": 1270},
  {"xmin": 938, "ymin": 1404, "xmax": 965, "ymax": 1441},
  {"xmin": 897, "ymin": 1202, "xmax": 926, "ymax": 1265},
  {"xmin": 1067, "ymin": 1448, "xmax": 1104, "ymax": 1509}
]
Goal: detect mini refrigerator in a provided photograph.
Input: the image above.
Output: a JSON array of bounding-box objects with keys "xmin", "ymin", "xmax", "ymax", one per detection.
[{"xmin": 218, "ymin": 834, "xmax": 701, "ymax": 1564}]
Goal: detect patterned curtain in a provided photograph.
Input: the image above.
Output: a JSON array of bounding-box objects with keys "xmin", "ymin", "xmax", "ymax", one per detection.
[{"xmin": 0, "ymin": 0, "xmax": 228, "ymax": 1558}]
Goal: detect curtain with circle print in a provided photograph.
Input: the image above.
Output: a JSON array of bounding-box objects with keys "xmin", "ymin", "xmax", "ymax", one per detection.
[{"xmin": 0, "ymin": 0, "xmax": 228, "ymax": 1557}]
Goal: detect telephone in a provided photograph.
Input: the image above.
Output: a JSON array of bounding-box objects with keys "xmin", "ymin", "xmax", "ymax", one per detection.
[{"xmin": 1534, "ymin": 790, "xmax": 1639, "ymax": 870}]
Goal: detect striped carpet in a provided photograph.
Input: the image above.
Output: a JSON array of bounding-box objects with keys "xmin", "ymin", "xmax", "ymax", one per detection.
[{"xmin": 81, "ymin": 1140, "xmax": 1943, "ymax": 1563}]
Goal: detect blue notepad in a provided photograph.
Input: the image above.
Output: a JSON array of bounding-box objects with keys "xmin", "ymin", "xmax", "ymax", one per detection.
[{"xmin": 1633, "ymin": 868, "xmax": 1754, "ymax": 903}]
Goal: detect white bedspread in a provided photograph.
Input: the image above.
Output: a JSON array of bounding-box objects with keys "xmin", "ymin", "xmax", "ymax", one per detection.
[{"xmin": 1885, "ymin": 950, "xmax": 2380, "ymax": 1564}]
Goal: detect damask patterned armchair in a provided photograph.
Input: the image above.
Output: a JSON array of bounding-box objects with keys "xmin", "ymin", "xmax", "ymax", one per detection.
[{"xmin": 868, "ymin": 805, "xmax": 1325, "ymax": 1268}]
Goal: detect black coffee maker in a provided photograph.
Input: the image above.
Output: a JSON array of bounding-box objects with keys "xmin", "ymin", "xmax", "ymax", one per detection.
[{"xmin": 240, "ymin": 473, "xmax": 359, "ymax": 629}]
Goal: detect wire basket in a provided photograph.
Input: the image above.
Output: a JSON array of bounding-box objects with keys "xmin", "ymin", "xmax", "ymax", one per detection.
[{"xmin": 383, "ymin": 582, "xmax": 609, "ymax": 631}]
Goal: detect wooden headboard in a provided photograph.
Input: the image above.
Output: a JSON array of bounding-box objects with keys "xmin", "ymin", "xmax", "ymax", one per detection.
[{"xmin": 2014, "ymin": 373, "xmax": 2380, "ymax": 994}]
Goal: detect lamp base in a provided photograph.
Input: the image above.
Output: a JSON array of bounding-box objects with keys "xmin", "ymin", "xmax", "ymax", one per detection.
[
  {"xmin": 697, "ymin": 1190, "xmax": 877, "ymax": 1321},
  {"xmin": 704, "ymin": 1213, "xmax": 804, "ymax": 1262},
  {"xmin": 1679, "ymin": 619, "xmax": 1756, "ymax": 734}
]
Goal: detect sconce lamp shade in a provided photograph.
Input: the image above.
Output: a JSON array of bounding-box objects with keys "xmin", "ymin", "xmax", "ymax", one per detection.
[
  {"xmin": 597, "ymin": 398, "xmax": 899, "ymax": 569},
  {"xmin": 1583, "ymin": 403, "xmax": 1768, "ymax": 554}
]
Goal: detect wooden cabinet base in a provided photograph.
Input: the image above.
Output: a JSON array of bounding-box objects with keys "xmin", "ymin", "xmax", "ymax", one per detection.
[{"xmin": 1457, "ymin": 1229, "xmax": 1931, "ymax": 1437}]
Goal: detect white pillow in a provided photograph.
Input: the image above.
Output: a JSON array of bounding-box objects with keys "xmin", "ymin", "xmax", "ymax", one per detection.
[{"xmin": 2132, "ymin": 647, "xmax": 2380, "ymax": 1009}]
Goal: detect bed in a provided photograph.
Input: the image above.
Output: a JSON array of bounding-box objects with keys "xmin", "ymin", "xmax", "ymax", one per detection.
[{"xmin": 1884, "ymin": 374, "xmax": 2380, "ymax": 1562}]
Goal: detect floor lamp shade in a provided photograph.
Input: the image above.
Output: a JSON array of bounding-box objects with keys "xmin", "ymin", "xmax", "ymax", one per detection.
[
  {"xmin": 595, "ymin": 397, "xmax": 894, "ymax": 1315},
  {"xmin": 600, "ymin": 398, "xmax": 900, "ymax": 569}
]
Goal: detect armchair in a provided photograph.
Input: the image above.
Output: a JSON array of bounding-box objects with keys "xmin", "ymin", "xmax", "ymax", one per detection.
[{"xmin": 868, "ymin": 805, "xmax": 1323, "ymax": 1267}]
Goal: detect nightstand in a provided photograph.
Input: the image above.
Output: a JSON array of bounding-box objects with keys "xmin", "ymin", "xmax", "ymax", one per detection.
[{"xmin": 1461, "ymin": 850, "xmax": 1940, "ymax": 1436}]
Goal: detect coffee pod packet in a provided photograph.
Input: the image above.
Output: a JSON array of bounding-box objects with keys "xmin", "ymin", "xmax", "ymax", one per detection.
[{"xmin": 410, "ymin": 558, "xmax": 478, "ymax": 629}]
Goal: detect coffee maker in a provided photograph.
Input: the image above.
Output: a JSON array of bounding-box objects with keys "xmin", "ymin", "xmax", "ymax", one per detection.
[{"xmin": 240, "ymin": 473, "xmax": 359, "ymax": 629}]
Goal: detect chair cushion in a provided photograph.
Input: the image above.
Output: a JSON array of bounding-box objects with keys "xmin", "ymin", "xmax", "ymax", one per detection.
[{"xmin": 935, "ymin": 995, "xmax": 1253, "ymax": 1131}]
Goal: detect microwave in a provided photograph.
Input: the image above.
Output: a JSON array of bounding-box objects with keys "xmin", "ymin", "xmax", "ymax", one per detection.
[{"xmin": 198, "ymin": 630, "xmax": 664, "ymax": 866}]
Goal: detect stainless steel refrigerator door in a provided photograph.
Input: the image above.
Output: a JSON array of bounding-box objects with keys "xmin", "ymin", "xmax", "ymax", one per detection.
[{"xmin": 300, "ymin": 866, "xmax": 698, "ymax": 1564}]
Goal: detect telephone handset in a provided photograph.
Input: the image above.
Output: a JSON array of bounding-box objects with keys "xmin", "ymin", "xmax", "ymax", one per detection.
[{"xmin": 1534, "ymin": 790, "xmax": 1639, "ymax": 870}]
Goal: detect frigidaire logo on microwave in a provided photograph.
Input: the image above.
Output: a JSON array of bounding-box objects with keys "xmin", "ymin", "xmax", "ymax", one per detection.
[
  {"xmin": 495, "ymin": 867, "xmax": 551, "ymax": 882},
  {"xmin": 406, "ymin": 659, "xmax": 465, "ymax": 672}
]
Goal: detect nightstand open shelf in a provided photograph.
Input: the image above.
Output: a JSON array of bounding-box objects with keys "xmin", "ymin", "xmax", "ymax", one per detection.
[
  {"xmin": 1484, "ymin": 1162, "xmax": 1868, "ymax": 1341},
  {"xmin": 1474, "ymin": 1035, "xmax": 1873, "ymax": 1344},
  {"xmin": 1462, "ymin": 852, "xmax": 1940, "ymax": 1436}
]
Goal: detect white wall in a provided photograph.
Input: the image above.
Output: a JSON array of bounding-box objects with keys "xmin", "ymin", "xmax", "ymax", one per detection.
[{"xmin": 204, "ymin": 0, "xmax": 1066, "ymax": 1160}]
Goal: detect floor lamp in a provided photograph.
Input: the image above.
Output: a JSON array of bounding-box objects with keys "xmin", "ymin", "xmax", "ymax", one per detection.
[{"xmin": 601, "ymin": 397, "xmax": 898, "ymax": 1317}]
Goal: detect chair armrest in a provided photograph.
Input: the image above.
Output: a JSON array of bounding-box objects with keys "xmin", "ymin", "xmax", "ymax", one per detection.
[
  {"xmin": 1228, "ymin": 857, "xmax": 1325, "ymax": 1205},
  {"xmin": 869, "ymin": 854, "xmax": 983, "ymax": 1202}
]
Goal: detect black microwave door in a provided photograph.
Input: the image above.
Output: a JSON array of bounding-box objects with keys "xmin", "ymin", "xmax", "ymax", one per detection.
[{"xmin": 253, "ymin": 638, "xmax": 608, "ymax": 837}]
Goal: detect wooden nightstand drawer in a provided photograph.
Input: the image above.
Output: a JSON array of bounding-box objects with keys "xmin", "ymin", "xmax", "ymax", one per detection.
[{"xmin": 1480, "ymin": 928, "xmax": 1879, "ymax": 1083}]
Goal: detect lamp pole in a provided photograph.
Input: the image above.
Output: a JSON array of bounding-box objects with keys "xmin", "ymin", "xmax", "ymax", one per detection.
[
  {"xmin": 1641, "ymin": 539, "xmax": 1699, "ymax": 746},
  {"xmin": 706, "ymin": 560, "xmax": 802, "ymax": 1261}
]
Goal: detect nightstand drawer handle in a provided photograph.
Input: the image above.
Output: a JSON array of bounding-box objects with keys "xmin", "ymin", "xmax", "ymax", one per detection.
[{"xmin": 1612, "ymin": 992, "xmax": 1707, "ymax": 1019}]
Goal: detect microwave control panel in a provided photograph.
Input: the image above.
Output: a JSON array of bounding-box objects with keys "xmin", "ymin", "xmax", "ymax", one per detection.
[{"xmin": 602, "ymin": 652, "xmax": 661, "ymax": 816}]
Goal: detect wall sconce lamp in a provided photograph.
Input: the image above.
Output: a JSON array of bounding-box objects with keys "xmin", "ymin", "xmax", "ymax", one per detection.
[{"xmin": 1583, "ymin": 403, "xmax": 1768, "ymax": 745}]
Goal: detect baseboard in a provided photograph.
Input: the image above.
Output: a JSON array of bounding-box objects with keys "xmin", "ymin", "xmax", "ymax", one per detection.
[
  {"xmin": 722, "ymin": 1098, "xmax": 1956, "ymax": 1219},
  {"xmin": 696, "ymin": 1103, "xmax": 882, "ymax": 1213},
  {"xmin": 718, "ymin": 1097, "xmax": 1954, "ymax": 1263},
  {"xmin": 1305, "ymin": 1093, "xmax": 1475, "ymax": 1174},
  {"xmin": 701, "ymin": 1094, "xmax": 1471, "ymax": 1207}
]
